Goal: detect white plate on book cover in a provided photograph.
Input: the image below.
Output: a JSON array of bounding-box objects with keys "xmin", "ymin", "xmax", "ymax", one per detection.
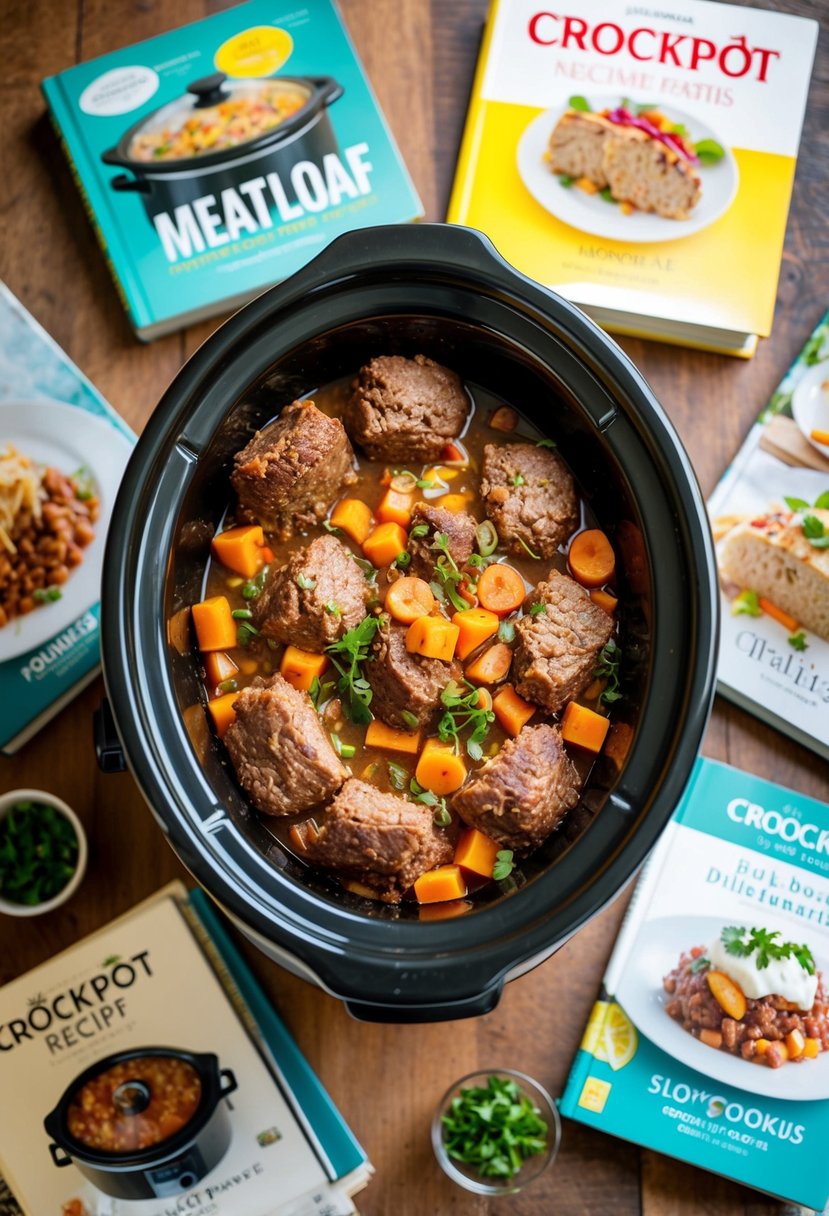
[
  {"xmin": 791, "ymin": 359, "xmax": 829, "ymax": 459},
  {"xmin": 517, "ymin": 98, "xmax": 739, "ymax": 244},
  {"xmin": 614, "ymin": 915, "xmax": 829, "ymax": 1101},
  {"xmin": 0, "ymin": 399, "xmax": 132, "ymax": 663}
]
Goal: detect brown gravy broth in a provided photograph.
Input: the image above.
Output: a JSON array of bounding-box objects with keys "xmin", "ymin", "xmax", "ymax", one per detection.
[{"xmin": 202, "ymin": 377, "xmax": 614, "ymax": 902}]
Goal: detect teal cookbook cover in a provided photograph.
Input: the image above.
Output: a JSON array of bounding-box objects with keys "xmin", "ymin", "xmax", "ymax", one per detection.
[
  {"xmin": 560, "ymin": 757, "xmax": 829, "ymax": 1211},
  {"xmin": 0, "ymin": 284, "xmax": 134, "ymax": 754},
  {"xmin": 41, "ymin": 0, "xmax": 423, "ymax": 340}
]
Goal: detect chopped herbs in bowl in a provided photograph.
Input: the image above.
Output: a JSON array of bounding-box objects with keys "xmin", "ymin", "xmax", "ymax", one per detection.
[
  {"xmin": 0, "ymin": 790, "xmax": 87, "ymax": 916},
  {"xmin": 432, "ymin": 1069, "xmax": 560, "ymax": 1195}
]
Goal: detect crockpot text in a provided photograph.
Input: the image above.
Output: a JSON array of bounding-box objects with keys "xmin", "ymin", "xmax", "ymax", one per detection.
[
  {"xmin": 0, "ymin": 951, "xmax": 152, "ymax": 1054},
  {"xmin": 154, "ymin": 142, "xmax": 374, "ymax": 264}
]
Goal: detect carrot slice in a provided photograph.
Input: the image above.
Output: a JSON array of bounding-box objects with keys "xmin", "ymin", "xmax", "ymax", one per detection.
[
  {"xmin": 207, "ymin": 691, "xmax": 237, "ymax": 738},
  {"xmin": 204, "ymin": 650, "xmax": 238, "ymax": 690},
  {"xmin": 465, "ymin": 642, "xmax": 513, "ymax": 685},
  {"xmin": 758, "ymin": 596, "xmax": 798, "ymax": 633},
  {"xmin": 560, "ymin": 701, "xmax": 610, "ymax": 753},
  {"xmin": 568, "ymin": 529, "xmax": 616, "ymax": 588},
  {"xmin": 385, "ymin": 576, "xmax": 435, "ymax": 624},
  {"xmin": 451, "ymin": 607, "xmax": 500, "ymax": 660},
  {"xmin": 211, "ymin": 524, "xmax": 266, "ymax": 578},
  {"xmin": 590, "ymin": 588, "xmax": 618, "ymax": 615},
  {"xmin": 476, "ymin": 563, "xmax": 525, "ymax": 616},
  {"xmin": 492, "ymin": 685, "xmax": 535, "ymax": 736},
  {"xmin": 454, "ymin": 827, "xmax": 500, "ymax": 878},
  {"xmin": 405, "ymin": 616, "xmax": 459, "ymax": 662},
  {"xmin": 415, "ymin": 738, "xmax": 467, "ymax": 794},
  {"xmin": 192, "ymin": 596, "xmax": 237, "ymax": 652},
  {"xmin": 280, "ymin": 646, "xmax": 328, "ymax": 692},
  {"xmin": 810, "ymin": 429, "xmax": 829, "ymax": 445},
  {"xmin": 365, "ymin": 720, "xmax": 421, "ymax": 754},
  {"xmin": 414, "ymin": 865, "xmax": 468, "ymax": 904},
  {"xmin": 330, "ymin": 498, "xmax": 373, "ymax": 545},
  {"xmin": 363, "ymin": 521, "xmax": 408, "ymax": 568},
  {"xmin": 376, "ymin": 487, "xmax": 415, "ymax": 528}
]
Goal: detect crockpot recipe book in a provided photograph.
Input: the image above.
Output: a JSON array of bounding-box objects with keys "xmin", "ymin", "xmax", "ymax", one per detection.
[
  {"xmin": 0, "ymin": 883, "xmax": 371, "ymax": 1216},
  {"xmin": 708, "ymin": 309, "xmax": 829, "ymax": 761},
  {"xmin": 41, "ymin": 0, "xmax": 422, "ymax": 340},
  {"xmin": 560, "ymin": 757, "xmax": 829, "ymax": 1211},
  {"xmin": 447, "ymin": 0, "xmax": 818, "ymax": 356},
  {"xmin": 0, "ymin": 283, "xmax": 134, "ymax": 755}
]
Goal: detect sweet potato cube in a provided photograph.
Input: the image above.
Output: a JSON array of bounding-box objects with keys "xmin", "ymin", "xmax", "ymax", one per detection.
[
  {"xmin": 785, "ymin": 1028, "xmax": 806, "ymax": 1059},
  {"xmin": 706, "ymin": 970, "xmax": 747, "ymax": 1021}
]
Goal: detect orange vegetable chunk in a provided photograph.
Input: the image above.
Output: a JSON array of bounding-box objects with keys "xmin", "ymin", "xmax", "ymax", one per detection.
[
  {"xmin": 803, "ymin": 1038, "xmax": 820, "ymax": 1059},
  {"xmin": 785, "ymin": 1029, "xmax": 806, "ymax": 1059},
  {"xmin": 363, "ymin": 521, "xmax": 408, "ymax": 568},
  {"xmin": 280, "ymin": 646, "xmax": 328, "ymax": 692},
  {"xmin": 454, "ymin": 827, "xmax": 500, "ymax": 878},
  {"xmin": 405, "ymin": 616, "xmax": 459, "ymax": 662},
  {"xmin": 365, "ymin": 720, "xmax": 421, "ymax": 754},
  {"xmin": 810, "ymin": 429, "xmax": 829, "ymax": 446},
  {"xmin": 492, "ymin": 685, "xmax": 535, "ymax": 736},
  {"xmin": 376, "ymin": 487, "xmax": 414, "ymax": 528},
  {"xmin": 207, "ymin": 691, "xmax": 237, "ymax": 738},
  {"xmin": 192, "ymin": 596, "xmax": 237, "ymax": 652},
  {"xmin": 590, "ymin": 588, "xmax": 618, "ymax": 615},
  {"xmin": 465, "ymin": 641, "xmax": 513, "ymax": 685},
  {"xmin": 418, "ymin": 899, "xmax": 472, "ymax": 922},
  {"xmin": 568, "ymin": 529, "xmax": 616, "ymax": 588},
  {"xmin": 758, "ymin": 596, "xmax": 799, "ymax": 634},
  {"xmin": 330, "ymin": 497, "xmax": 373, "ymax": 545},
  {"xmin": 439, "ymin": 492, "xmax": 475, "ymax": 512},
  {"xmin": 385, "ymin": 576, "xmax": 435, "ymax": 624},
  {"xmin": 706, "ymin": 970, "xmax": 747, "ymax": 1021},
  {"xmin": 477, "ymin": 563, "xmax": 526, "ymax": 616},
  {"xmin": 204, "ymin": 650, "xmax": 238, "ymax": 690},
  {"xmin": 210, "ymin": 524, "xmax": 266, "ymax": 578},
  {"xmin": 451, "ymin": 607, "xmax": 500, "ymax": 660},
  {"xmin": 699, "ymin": 1028, "xmax": 723, "ymax": 1050},
  {"xmin": 414, "ymin": 864, "xmax": 468, "ymax": 904},
  {"xmin": 560, "ymin": 701, "xmax": 610, "ymax": 753},
  {"xmin": 415, "ymin": 738, "xmax": 467, "ymax": 794},
  {"xmin": 489, "ymin": 406, "xmax": 519, "ymax": 432}
]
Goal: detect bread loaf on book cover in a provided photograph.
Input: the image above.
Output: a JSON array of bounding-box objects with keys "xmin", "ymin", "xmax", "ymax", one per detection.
[{"xmin": 718, "ymin": 507, "xmax": 829, "ymax": 640}]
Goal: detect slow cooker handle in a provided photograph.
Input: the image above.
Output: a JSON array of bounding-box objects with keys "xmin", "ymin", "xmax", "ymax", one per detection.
[
  {"xmin": 219, "ymin": 1067, "xmax": 238, "ymax": 1099},
  {"xmin": 48, "ymin": 1142, "xmax": 73, "ymax": 1168},
  {"xmin": 307, "ymin": 75, "xmax": 344, "ymax": 107},
  {"xmin": 344, "ymin": 982, "xmax": 503, "ymax": 1024},
  {"xmin": 109, "ymin": 174, "xmax": 152, "ymax": 195}
]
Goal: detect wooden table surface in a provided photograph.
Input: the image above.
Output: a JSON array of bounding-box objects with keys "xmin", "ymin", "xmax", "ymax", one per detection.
[{"xmin": 1, "ymin": 1, "xmax": 827, "ymax": 1212}]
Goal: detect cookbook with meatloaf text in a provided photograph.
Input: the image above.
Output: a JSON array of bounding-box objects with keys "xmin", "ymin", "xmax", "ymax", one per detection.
[
  {"xmin": 0, "ymin": 282, "xmax": 134, "ymax": 755},
  {"xmin": 707, "ymin": 310, "xmax": 829, "ymax": 760},
  {"xmin": 447, "ymin": 0, "xmax": 817, "ymax": 356},
  {"xmin": 0, "ymin": 883, "xmax": 371, "ymax": 1216},
  {"xmin": 41, "ymin": 0, "xmax": 422, "ymax": 340},
  {"xmin": 560, "ymin": 757, "xmax": 829, "ymax": 1210}
]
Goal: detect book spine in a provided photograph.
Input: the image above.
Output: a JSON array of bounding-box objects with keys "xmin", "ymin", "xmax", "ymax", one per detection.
[
  {"xmin": 445, "ymin": 0, "xmax": 500, "ymax": 225},
  {"xmin": 41, "ymin": 78, "xmax": 152, "ymax": 335}
]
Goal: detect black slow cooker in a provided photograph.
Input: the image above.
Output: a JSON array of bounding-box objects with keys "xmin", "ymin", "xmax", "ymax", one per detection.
[
  {"xmin": 100, "ymin": 223, "xmax": 718, "ymax": 1022},
  {"xmin": 44, "ymin": 1047, "xmax": 237, "ymax": 1200},
  {"xmin": 101, "ymin": 72, "xmax": 343, "ymax": 222}
]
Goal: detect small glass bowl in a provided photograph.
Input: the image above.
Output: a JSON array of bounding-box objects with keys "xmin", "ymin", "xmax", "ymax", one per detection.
[
  {"xmin": 0, "ymin": 789, "xmax": 88, "ymax": 917},
  {"xmin": 432, "ymin": 1068, "xmax": 561, "ymax": 1196}
]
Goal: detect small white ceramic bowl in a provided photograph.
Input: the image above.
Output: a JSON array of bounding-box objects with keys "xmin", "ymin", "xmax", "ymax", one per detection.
[{"xmin": 0, "ymin": 789, "xmax": 88, "ymax": 917}]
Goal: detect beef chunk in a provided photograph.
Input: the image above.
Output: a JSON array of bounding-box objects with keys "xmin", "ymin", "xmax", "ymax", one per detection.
[
  {"xmin": 343, "ymin": 354, "xmax": 469, "ymax": 462},
  {"xmin": 231, "ymin": 399, "xmax": 356, "ymax": 539},
  {"xmin": 301, "ymin": 778, "xmax": 454, "ymax": 902},
  {"xmin": 407, "ymin": 503, "xmax": 477, "ymax": 581},
  {"xmin": 224, "ymin": 674, "xmax": 347, "ymax": 817},
  {"xmin": 513, "ymin": 570, "xmax": 614, "ymax": 713},
  {"xmin": 365, "ymin": 615, "xmax": 461, "ymax": 730},
  {"xmin": 253, "ymin": 534, "xmax": 370, "ymax": 651},
  {"xmin": 481, "ymin": 442, "xmax": 579, "ymax": 559},
  {"xmin": 452, "ymin": 723, "xmax": 580, "ymax": 853}
]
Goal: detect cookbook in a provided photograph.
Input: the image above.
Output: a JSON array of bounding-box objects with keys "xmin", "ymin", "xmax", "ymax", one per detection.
[
  {"xmin": 707, "ymin": 310, "xmax": 829, "ymax": 760},
  {"xmin": 41, "ymin": 0, "xmax": 422, "ymax": 341},
  {"xmin": 0, "ymin": 283, "xmax": 134, "ymax": 755},
  {"xmin": 446, "ymin": 0, "xmax": 818, "ymax": 357},
  {"xmin": 560, "ymin": 757, "xmax": 829, "ymax": 1211},
  {"xmin": 0, "ymin": 883, "xmax": 371, "ymax": 1216}
]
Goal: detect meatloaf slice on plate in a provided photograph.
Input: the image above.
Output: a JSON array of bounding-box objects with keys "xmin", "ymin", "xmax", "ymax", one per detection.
[
  {"xmin": 365, "ymin": 615, "xmax": 461, "ymax": 730},
  {"xmin": 224, "ymin": 673, "xmax": 347, "ymax": 817},
  {"xmin": 407, "ymin": 502, "xmax": 477, "ymax": 581},
  {"xmin": 231, "ymin": 399, "xmax": 356, "ymax": 539},
  {"xmin": 602, "ymin": 125, "xmax": 701, "ymax": 220},
  {"xmin": 301, "ymin": 778, "xmax": 454, "ymax": 902},
  {"xmin": 513, "ymin": 570, "xmax": 614, "ymax": 713},
  {"xmin": 717, "ymin": 507, "xmax": 829, "ymax": 641},
  {"xmin": 481, "ymin": 442, "xmax": 579, "ymax": 560},
  {"xmin": 547, "ymin": 109, "xmax": 612, "ymax": 187},
  {"xmin": 343, "ymin": 354, "xmax": 469, "ymax": 462},
  {"xmin": 254, "ymin": 534, "xmax": 370, "ymax": 651},
  {"xmin": 452, "ymin": 723, "xmax": 580, "ymax": 853}
]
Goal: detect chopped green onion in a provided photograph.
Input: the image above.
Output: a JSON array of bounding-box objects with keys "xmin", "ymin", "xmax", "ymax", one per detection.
[
  {"xmin": 395, "ymin": 551, "xmax": 412, "ymax": 569},
  {"xmin": 498, "ymin": 619, "xmax": 516, "ymax": 644},
  {"xmin": 325, "ymin": 600, "xmax": 342, "ymax": 616},
  {"xmin": 516, "ymin": 535, "xmax": 541, "ymax": 560},
  {"xmin": 232, "ymin": 608, "xmax": 253, "ymax": 620},
  {"xmin": 388, "ymin": 761, "xmax": 408, "ymax": 790},
  {"xmin": 330, "ymin": 733, "xmax": 356, "ymax": 759},
  {"xmin": 509, "ymin": 473, "xmax": 526, "ymax": 487},
  {"xmin": 433, "ymin": 801, "xmax": 452, "ymax": 828},
  {"xmin": 296, "ymin": 572, "xmax": 317, "ymax": 590},
  {"xmin": 529, "ymin": 602, "xmax": 546, "ymax": 617},
  {"xmin": 536, "ymin": 437, "xmax": 557, "ymax": 449},
  {"xmin": 401, "ymin": 710, "xmax": 420, "ymax": 731},
  {"xmin": 475, "ymin": 521, "xmax": 498, "ymax": 557},
  {"xmin": 409, "ymin": 523, "xmax": 430, "ymax": 540}
]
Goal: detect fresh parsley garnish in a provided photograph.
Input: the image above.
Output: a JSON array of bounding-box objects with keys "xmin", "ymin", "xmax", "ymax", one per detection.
[
  {"xmin": 788, "ymin": 630, "xmax": 808, "ymax": 651},
  {"xmin": 492, "ymin": 850, "xmax": 514, "ymax": 881},
  {"xmin": 409, "ymin": 522, "xmax": 430, "ymax": 540},
  {"xmin": 309, "ymin": 676, "xmax": 336, "ymax": 709},
  {"xmin": 784, "ymin": 493, "xmax": 829, "ymax": 548},
  {"xmin": 433, "ymin": 800, "xmax": 452, "ymax": 827},
  {"xmin": 529, "ymin": 602, "xmax": 546, "ymax": 617},
  {"xmin": 0, "ymin": 801, "xmax": 79, "ymax": 906},
  {"xmin": 430, "ymin": 532, "xmax": 469, "ymax": 612},
  {"xmin": 731, "ymin": 589, "xmax": 761, "ymax": 618},
  {"xmin": 324, "ymin": 600, "xmax": 342, "ymax": 616},
  {"xmin": 694, "ymin": 138, "xmax": 725, "ymax": 164},
  {"xmin": 326, "ymin": 615, "xmax": 380, "ymax": 725},
  {"xmin": 437, "ymin": 680, "xmax": 494, "ymax": 760},
  {"xmin": 721, "ymin": 926, "xmax": 815, "ymax": 975},
  {"xmin": 388, "ymin": 761, "xmax": 408, "ymax": 791},
  {"xmin": 509, "ymin": 473, "xmax": 526, "ymax": 487},
  {"xmin": 535, "ymin": 437, "xmax": 557, "ymax": 449},
  {"xmin": 599, "ymin": 187, "xmax": 618, "ymax": 204},
  {"xmin": 71, "ymin": 466, "xmax": 96, "ymax": 502},
  {"xmin": 593, "ymin": 638, "xmax": 622, "ymax": 704},
  {"xmin": 352, "ymin": 555, "xmax": 378, "ymax": 583},
  {"xmin": 559, "ymin": 174, "xmax": 574, "ymax": 188},
  {"xmin": 441, "ymin": 1074, "xmax": 548, "ymax": 1180},
  {"xmin": 401, "ymin": 710, "xmax": 420, "ymax": 731},
  {"xmin": 568, "ymin": 95, "xmax": 591, "ymax": 112},
  {"xmin": 689, "ymin": 955, "xmax": 710, "ymax": 974},
  {"xmin": 410, "ymin": 777, "xmax": 438, "ymax": 806}
]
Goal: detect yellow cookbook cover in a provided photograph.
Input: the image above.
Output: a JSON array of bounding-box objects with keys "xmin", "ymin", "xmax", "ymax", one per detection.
[{"xmin": 447, "ymin": 0, "xmax": 818, "ymax": 356}]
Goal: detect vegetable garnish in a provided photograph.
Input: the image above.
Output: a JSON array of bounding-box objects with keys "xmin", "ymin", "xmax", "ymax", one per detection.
[
  {"xmin": 433, "ymin": 800, "xmax": 452, "ymax": 828},
  {"xmin": 568, "ymin": 95, "xmax": 591, "ymax": 112},
  {"xmin": 721, "ymin": 926, "xmax": 815, "ymax": 975},
  {"xmin": 324, "ymin": 600, "xmax": 342, "ymax": 616},
  {"xmin": 0, "ymin": 801, "xmax": 79, "ymax": 906},
  {"xmin": 783, "ymin": 492, "xmax": 829, "ymax": 549},
  {"xmin": 330, "ymin": 733, "xmax": 356, "ymax": 760},
  {"xmin": 492, "ymin": 850, "xmax": 514, "ymax": 881},
  {"xmin": 33, "ymin": 586, "xmax": 62, "ymax": 603},
  {"xmin": 309, "ymin": 675, "xmax": 336, "ymax": 708},
  {"xmin": 441, "ymin": 1074, "xmax": 548, "ymax": 1179},
  {"xmin": 475, "ymin": 520, "xmax": 499, "ymax": 558},
  {"xmin": 241, "ymin": 567, "xmax": 269, "ymax": 600},
  {"xmin": 438, "ymin": 680, "xmax": 495, "ymax": 761},
  {"xmin": 788, "ymin": 630, "xmax": 809, "ymax": 651},
  {"xmin": 509, "ymin": 473, "xmax": 526, "ymax": 487},
  {"xmin": 529, "ymin": 602, "xmax": 546, "ymax": 617},
  {"xmin": 535, "ymin": 437, "xmax": 557, "ymax": 449},
  {"xmin": 430, "ymin": 532, "xmax": 470, "ymax": 612},
  {"xmin": 409, "ymin": 522, "xmax": 430, "ymax": 541},
  {"xmin": 71, "ymin": 466, "xmax": 96, "ymax": 502},
  {"xmin": 497, "ymin": 619, "xmax": 516, "ymax": 644},
  {"xmin": 689, "ymin": 955, "xmax": 710, "ymax": 974},
  {"xmin": 236, "ymin": 620, "xmax": 259, "ymax": 647},
  {"xmin": 296, "ymin": 572, "xmax": 317, "ymax": 590},
  {"xmin": 325, "ymin": 614, "xmax": 380, "ymax": 725},
  {"xmin": 515, "ymin": 536, "xmax": 541, "ymax": 560},
  {"xmin": 593, "ymin": 638, "xmax": 622, "ymax": 704},
  {"xmin": 732, "ymin": 589, "xmax": 762, "ymax": 617},
  {"xmin": 410, "ymin": 776, "xmax": 439, "ymax": 806}
]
